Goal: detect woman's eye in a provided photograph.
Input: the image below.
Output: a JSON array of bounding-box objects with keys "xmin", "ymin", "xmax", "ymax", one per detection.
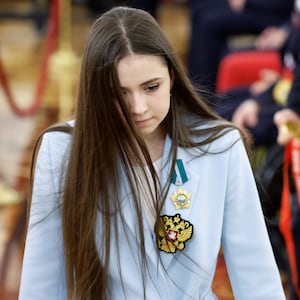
[
  {"xmin": 145, "ymin": 84, "xmax": 159, "ymax": 92},
  {"xmin": 121, "ymin": 89, "xmax": 128, "ymax": 96}
]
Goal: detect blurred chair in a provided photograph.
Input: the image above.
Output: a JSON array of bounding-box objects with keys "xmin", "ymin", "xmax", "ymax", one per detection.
[{"xmin": 216, "ymin": 50, "xmax": 282, "ymax": 94}]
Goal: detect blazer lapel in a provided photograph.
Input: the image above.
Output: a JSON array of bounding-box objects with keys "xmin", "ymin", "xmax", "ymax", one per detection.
[
  {"xmin": 118, "ymin": 176, "xmax": 160, "ymax": 265},
  {"xmin": 157, "ymin": 136, "xmax": 201, "ymax": 269},
  {"xmin": 118, "ymin": 135, "xmax": 202, "ymax": 270}
]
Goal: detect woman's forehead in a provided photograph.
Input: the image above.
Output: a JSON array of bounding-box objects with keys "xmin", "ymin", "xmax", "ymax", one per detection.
[{"xmin": 116, "ymin": 54, "xmax": 168, "ymax": 86}]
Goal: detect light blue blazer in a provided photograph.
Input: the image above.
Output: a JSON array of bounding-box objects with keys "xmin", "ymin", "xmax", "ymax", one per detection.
[{"xmin": 19, "ymin": 122, "xmax": 286, "ymax": 299}]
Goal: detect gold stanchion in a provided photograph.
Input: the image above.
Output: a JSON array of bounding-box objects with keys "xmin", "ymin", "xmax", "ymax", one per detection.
[
  {"xmin": 0, "ymin": 183, "xmax": 21, "ymax": 206},
  {"xmin": 49, "ymin": 0, "xmax": 80, "ymax": 121},
  {"xmin": 0, "ymin": 0, "xmax": 80, "ymax": 204}
]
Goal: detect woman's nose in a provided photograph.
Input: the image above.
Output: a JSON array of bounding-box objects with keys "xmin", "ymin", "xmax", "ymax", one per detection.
[{"xmin": 128, "ymin": 93, "xmax": 148, "ymax": 114}]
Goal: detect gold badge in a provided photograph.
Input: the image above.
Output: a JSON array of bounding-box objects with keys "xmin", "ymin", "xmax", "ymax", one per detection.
[{"xmin": 156, "ymin": 214, "xmax": 193, "ymax": 253}]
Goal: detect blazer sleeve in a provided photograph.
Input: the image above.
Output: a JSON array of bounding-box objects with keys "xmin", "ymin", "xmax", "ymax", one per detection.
[
  {"xmin": 221, "ymin": 133, "xmax": 286, "ymax": 299},
  {"xmin": 18, "ymin": 132, "xmax": 69, "ymax": 300}
]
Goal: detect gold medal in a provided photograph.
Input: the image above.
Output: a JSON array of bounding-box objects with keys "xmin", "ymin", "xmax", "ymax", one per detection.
[
  {"xmin": 170, "ymin": 159, "xmax": 191, "ymax": 209},
  {"xmin": 171, "ymin": 187, "xmax": 191, "ymax": 209}
]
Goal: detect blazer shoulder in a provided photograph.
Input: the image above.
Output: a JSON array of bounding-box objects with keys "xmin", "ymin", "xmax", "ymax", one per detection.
[
  {"xmin": 37, "ymin": 123, "xmax": 73, "ymax": 167},
  {"xmin": 193, "ymin": 121, "xmax": 242, "ymax": 152}
]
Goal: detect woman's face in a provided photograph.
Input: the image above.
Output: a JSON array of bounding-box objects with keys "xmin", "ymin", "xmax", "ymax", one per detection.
[{"xmin": 116, "ymin": 53, "xmax": 172, "ymax": 142}]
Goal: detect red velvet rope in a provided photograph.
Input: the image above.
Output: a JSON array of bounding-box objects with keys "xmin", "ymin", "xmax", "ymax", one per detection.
[
  {"xmin": 280, "ymin": 139, "xmax": 300, "ymax": 298},
  {"xmin": 0, "ymin": 0, "xmax": 59, "ymax": 117}
]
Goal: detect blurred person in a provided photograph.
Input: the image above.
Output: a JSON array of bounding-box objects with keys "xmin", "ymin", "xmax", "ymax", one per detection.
[
  {"xmin": 274, "ymin": 63, "xmax": 300, "ymax": 145},
  {"xmin": 273, "ymin": 62, "xmax": 300, "ymax": 300},
  {"xmin": 215, "ymin": 68, "xmax": 285, "ymax": 147},
  {"xmin": 188, "ymin": 0, "xmax": 294, "ymax": 93},
  {"xmin": 215, "ymin": 0, "xmax": 300, "ymax": 147},
  {"xmin": 215, "ymin": 4, "xmax": 300, "ymax": 297}
]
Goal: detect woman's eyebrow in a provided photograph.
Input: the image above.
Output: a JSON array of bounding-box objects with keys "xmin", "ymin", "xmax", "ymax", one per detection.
[
  {"xmin": 120, "ymin": 77, "xmax": 163, "ymax": 89},
  {"xmin": 140, "ymin": 77, "xmax": 163, "ymax": 86}
]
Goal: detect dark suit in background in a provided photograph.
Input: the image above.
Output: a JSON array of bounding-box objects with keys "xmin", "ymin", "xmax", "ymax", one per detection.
[{"xmin": 188, "ymin": 0, "xmax": 295, "ymax": 92}]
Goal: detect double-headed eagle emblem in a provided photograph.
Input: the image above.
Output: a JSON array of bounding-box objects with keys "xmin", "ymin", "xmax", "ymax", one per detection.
[{"xmin": 156, "ymin": 214, "xmax": 193, "ymax": 253}]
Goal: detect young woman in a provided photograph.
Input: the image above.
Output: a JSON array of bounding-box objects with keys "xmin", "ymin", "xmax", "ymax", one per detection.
[{"xmin": 19, "ymin": 6, "xmax": 286, "ymax": 300}]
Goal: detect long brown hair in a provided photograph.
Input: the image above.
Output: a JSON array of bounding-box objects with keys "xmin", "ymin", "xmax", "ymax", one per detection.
[{"xmin": 29, "ymin": 6, "xmax": 246, "ymax": 299}]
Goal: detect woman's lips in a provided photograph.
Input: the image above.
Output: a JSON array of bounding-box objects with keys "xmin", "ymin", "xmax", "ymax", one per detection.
[{"xmin": 135, "ymin": 118, "xmax": 152, "ymax": 127}]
